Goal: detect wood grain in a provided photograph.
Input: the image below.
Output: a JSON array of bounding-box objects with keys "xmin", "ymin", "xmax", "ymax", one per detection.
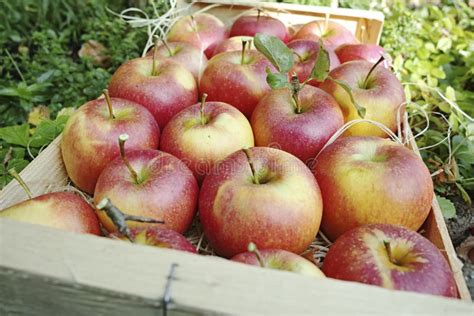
[
  {"xmin": 0, "ymin": 135, "xmax": 68, "ymax": 209},
  {"xmin": 0, "ymin": 219, "xmax": 472, "ymax": 315}
]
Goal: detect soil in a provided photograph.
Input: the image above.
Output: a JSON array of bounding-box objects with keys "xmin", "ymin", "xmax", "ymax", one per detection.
[{"xmin": 445, "ymin": 194, "xmax": 474, "ymax": 299}]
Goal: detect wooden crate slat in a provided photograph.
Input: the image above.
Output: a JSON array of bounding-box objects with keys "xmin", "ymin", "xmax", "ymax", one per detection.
[{"xmin": 0, "ymin": 218, "xmax": 472, "ymax": 315}]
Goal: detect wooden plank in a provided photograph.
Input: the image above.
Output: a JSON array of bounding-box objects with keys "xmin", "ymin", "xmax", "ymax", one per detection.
[
  {"xmin": 0, "ymin": 135, "xmax": 68, "ymax": 209},
  {"xmin": 178, "ymin": 0, "xmax": 384, "ymax": 44},
  {"xmin": 0, "ymin": 218, "xmax": 472, "ymax": 315},
  {"xmin": 405, "ymin": 116, "xmax": 471, "ymax": 301}
]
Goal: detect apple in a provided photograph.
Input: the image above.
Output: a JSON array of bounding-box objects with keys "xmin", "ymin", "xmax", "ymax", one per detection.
[
  {"xmin": 160, "ymin": 94, "xmax": 254, "ymax": 183},
  {"xmin": 61, "ymin": 90, "xmax": 159, "ymax": 194},
  {"xmin": 319, "ymin": 60, "xmax": 405, "ymax": 137},
  {"xmin": 288, "ymin": 39, "xmax": 340, "ymax": 86},
  {"xmin": 167, "ymin": 13, "xmax": 227, "ymax": 58},
  {"xmin": 199, "ymin": 147, "xmax": 323, "ymax": 258},
  {"xmin": 108, "ymin": 57, "xmax": 198, "ymax": 129},
  {"xmin": 0, "ymin": 191, "xmax": 100, "ymax": 235},
  {"xmin": 313, "ymin": 136, "xmax": 434, "ymax": 241},
  {"xmin": 292, "ymin": 20, "xmax": 358, "ymax": 47},
  {"xmin": 94, "ymin": 135, "xmax": 198, "ymax": 234},
  {"xmin": 110, "ymin": 226, "xmax": 196, "ymax": 253},
  {"xmin": 335, "ymin": 43, "xmax": 389, "ymax": 67},
  {"xmin": 212, "ymin": 36, "xmax": 254, "ymax": 56},
  {"xmin": 231, "ymin": 243, "xmax": 325, "ymax": 277},
  {"xmin": 251, "ymin": 84, "xmax": 344, "ymax": 164},
  {"xmin": 230, "ymin": 14, "xmax": 289, "ymax": 43},
  {"xmin": 200, "ymin": 43, "xmax": 276, "ymax": 118},
  {"xmin": 323, "ymin": 224, "xmax": 458, "ymax": 298},
  {"xmin": 146, "ymin": 40, "xmax": 208, "ymax": 80}
]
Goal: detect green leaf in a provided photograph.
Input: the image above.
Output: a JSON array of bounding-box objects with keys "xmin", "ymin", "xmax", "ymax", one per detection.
[
  {"xmin": 309, "ymin": 41, "xmax": 330, "ymax": 82},
  {"xmin": 0, "ymin": 124, "xmax": 29, "ymax": 147},
  {"xmin": 437, "ymin": 38, "xmax": 452, "ymax": 52},
  {"xmin": 329, "ymin": 77, "xmax": 366, "ymax": 118},
  {"xmin": 29, "ymin": 115, "xmax": 69, "ymax": 148},
  {"xmin": 436, "ymin": 195, "xmax": 456, "ymax": 219},
  {"xmin": 266, "ymin": 69, "xmax": 290, "ymax": 89},
  {"xmin": 254, "ymin": 33, "xmax": 294, "ymax": 73},
  {"xmin": 7, "ymin": 158, "xmax": 29, "ymax": 174}
]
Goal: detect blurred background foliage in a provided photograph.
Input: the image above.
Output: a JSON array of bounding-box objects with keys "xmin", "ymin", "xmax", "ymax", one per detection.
[{"xmin": 0, "ymin": 0, "xmax": 472, "ymax": 221}]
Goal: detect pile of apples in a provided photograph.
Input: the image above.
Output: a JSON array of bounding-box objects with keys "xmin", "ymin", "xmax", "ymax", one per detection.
[{"xmin": 1, "ymin": 11, "xmax": 459, "ymax": 298}]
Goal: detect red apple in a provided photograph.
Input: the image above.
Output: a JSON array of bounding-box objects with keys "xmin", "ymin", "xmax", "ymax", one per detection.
[
  {"xmin": 319, "ymin": 60, "xmax": 405, "ymax": 137},
  {"xmin": 167, "ymin": 13, "xmax": 227, "ymax": 58},
  {"xmin": 94, "ymin": 144, "xmax": 198, "ymax": 234},
  {"xmin": 0, "ymin": 192, "xmax": 100, "ymax": 235},
  {"xmin": 335, "ymin": 43, "xmax": 389, "ymax": 67},
  {"xmin": 160, "ymin": 97, "xmax": 254, "ymax": 182},
  {"xmin": 108, "ymin": 57, "xmax": 198, "ymax": 129},
  {"xmin": 61, "ymin": 92, "xmax": 159, "ymax": 194},
  {"xmin": 232, "ymin": 246, "xmax": 325, "ymax": 278},
  {"xmin": 230, "ymin": 14, "xmax": 289, "ymax": 42},
  {"xmin": 292, "ymin": 20, "xmax": 358, "ymax": 47},
  {"xmin": 313, "ymin": 136, "xmax": 434, "ymax": 241},
  {"xmin": 110, "ymin": 226, "xmax": 196, "ymax": 253},
  {"xmin": 212, "ymin": 36, "xmax": 254, "ymax": 56},
  {"xmin": 251, "ymin": 85, "xmax": 344, "ymax": 164},
  {"xmin": 323, "ymin": 224, "xmax": 457, "ymax": 298},
  {"xmin": 199, "ymin": 147, "xmax": 323, "ymax": 258},
  {"xmin": 288, "ymin": 39, "xmax": 340, "ymax": 86},
  {"xmin": 200, "ymin": 48, "xmax": 276, "ymax": 118},
  {"xmin": 146, "ymin": 41, "xmax": 208, "ymax": 80}
]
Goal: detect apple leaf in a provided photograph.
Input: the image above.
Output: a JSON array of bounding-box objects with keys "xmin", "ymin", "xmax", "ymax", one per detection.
[
  {"xmin": 436, "ymin": 195, "xmax": 456, "ymax": 219},
  {"xmin": 254, "ymin": 33, "xmax": 294, "ymax": 73},
  {"xmin": 329, "ymin": 77, "xmax": 366, "ymax": 118},
  {"xmin": 309, "ymin": 41, "xmax": 330, "ymax": 82},
  {"xmin": 266, "ymin": 68, "xmax": 290, "ymax": 89}
]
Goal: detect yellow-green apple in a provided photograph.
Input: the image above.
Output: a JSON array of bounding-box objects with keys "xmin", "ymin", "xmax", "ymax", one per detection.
[
  {"xmin": 61, "ymin": 91, "xmax": 159, "ymax": 194},
  {"xmin": 167, "ymin": 13, "xmax": 227, "ymax": 58},
  {"xmin": 231, "ymin": 243, "xmax": 325, "ymax": 277},
  {"xmin": 212, "ymin": 36, "xmax": 254, "ymax": 56},
  {"xmin": 319, "ymin": 60, "xmax": 405, "ymax": 137},
  {"xmin": 108, "ymin": 58, "xmax": 198, "ymax": 129},
  {"xmin": 323, "ymin": 224, "xmax": 457, "ymax": 298},
  {"xmin": 200, "ymin": 45, "xmax": 276, "ymax": 118},
  {"xmin": 94, "ymin": 136, "xmax": 198, "ymax": 234},
  {"xmin": 146, "ymin": 41, "xmax": 208, "ymax": 80},
  {"xmin": 0, "ymin": 192, "xmax": 100, "ymax": 235},
  {"xmin": 199, "ymin": 147, "xmax": 323, "ymax": 258},
  {"xmin": 230, "ymin": 14, "xmax": 289, "ymax": 42},
  {"xmin": 251, "ymin": 85, "xmax": 343, "ymax": 164},
  {"xmin": 288, "ymin": 39, "xmax": 340, "ymax": 86},
  {"xmin": 313, "ymin": 136, "xmax": 433, "ymax": 241},
  {"xmin": 160, "ymin": 95, "xmax": 254, "ymax": 182},
  {"xmin": 110, "ymin": 226, "xmax": 196, "ymax": 253},
  {"xmin": 335, "ymin": 43, "xmax": 389, "ymax": 67},
  {"xmin": 292, "ymin": 20, "xmax": 358, "ymax": 47}
]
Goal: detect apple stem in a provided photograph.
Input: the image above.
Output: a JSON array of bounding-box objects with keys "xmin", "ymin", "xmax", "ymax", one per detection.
[
  {"xmin": 118, "ymin": 134, "xmax": 140, "ymax": 184},
  {"xmin": 362, "ymin": 55, "xmax": 385, "ymax": 89},
  {"xmin": 257, "ymin": 8, "xmax": 261, "ymax": 21},
  {"xmin": 103, "ymin": 89, "xmax": 115, "ymax": 120},
  {"xmin": 8, "ymin": 168, "xmax": 32, "ymax": 199},
  {"xmin": 243, "ymin": 148, "xmax": 259, "ymax": 185},
  {"xmin": 152, "ymin": 37, "xmax": 160, "ymax": 76},
  {"xmin": 383, "ymin": 240, "xmax": 398, "ymax": 265},
  {"xmin": 96, "ymin": 198, "xmax": 165, "ymax": 242},
  {"xmin": 248, "ymin": 242, "xmax": 265, "ymax": 268},
  {"xmin": 324, "ymin": 13, "xmax": 330, "ymax": 32},
  {"xmin": 200, "ymin": 93, "xmax": 208, "ymax": 125},
  {"xmin": 290, "ymin": 73, "xmax": 302, "ymax": 114},
  {"xmin": 241, "ymin": 39, "xmax": 249, "ymax": 65}
]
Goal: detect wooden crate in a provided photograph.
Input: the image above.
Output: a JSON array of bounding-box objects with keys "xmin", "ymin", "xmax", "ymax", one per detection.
[{"xmin": 0, "ymin": 1, "xmax": 471, "ymax": 314}]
